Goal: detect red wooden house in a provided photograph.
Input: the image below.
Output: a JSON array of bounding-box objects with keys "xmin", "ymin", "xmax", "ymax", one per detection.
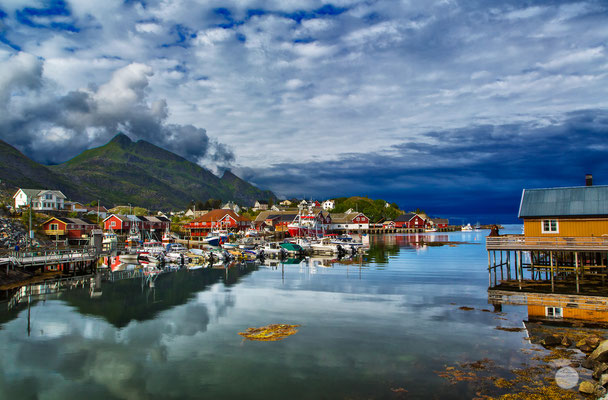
[
  {"xmin": 185, "ymin": 209, "xmax": 251, "ymax": 237},
  {"xmin": 42, "ymin": 216, "xmax": 97, "ymax": 240},
  {"xmin": 103, "ymin": 214, "xmax": 171, "ymax": 236},
  {"xmin": 430, "ymin": 218, "xmax": 449, "ymax": 229},
  {"xmin": 394, "ymin": 213, "xmax": 426, "ymax": 229}
]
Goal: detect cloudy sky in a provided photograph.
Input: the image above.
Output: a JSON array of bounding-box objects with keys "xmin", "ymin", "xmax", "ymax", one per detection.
[{"xmin": 1, "ymin": 0, "xmax": 607, "ymax": 221}]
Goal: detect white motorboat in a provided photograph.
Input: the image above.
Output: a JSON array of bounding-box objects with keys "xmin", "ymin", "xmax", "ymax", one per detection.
[
  {"xmin": 311, "ymin": 238, "xmax": 343, "ymax": 254},
  {"xmin": 261, "ymin": 242, "xmax": 287, "ymax": 257},
  {"xmin": 461, "ymin": 223, "xmax": 473, "ymax": 231}
]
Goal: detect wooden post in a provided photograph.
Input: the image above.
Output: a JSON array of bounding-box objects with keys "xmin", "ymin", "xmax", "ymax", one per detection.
[
  {"xmin": 575, "ymin": 252, "xmax": 580, "ymax": 293},
  {"xmin": 550, "ymin": 251, "xmax": 554, "ymax": 293},
  {"xmin": 500, "ymin": 251, "xmax": 504, "ymax": 281},
  {"xmin": 488, "ymin": 251, "xmax": 492, "ymax": 287}
]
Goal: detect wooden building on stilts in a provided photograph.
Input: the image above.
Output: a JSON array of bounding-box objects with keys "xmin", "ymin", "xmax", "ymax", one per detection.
[{"xmin": 487, "ymin": 175, "xmax": 608, "ymax": 323}]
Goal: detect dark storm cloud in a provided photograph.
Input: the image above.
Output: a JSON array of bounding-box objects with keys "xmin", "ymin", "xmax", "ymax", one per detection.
[
  {"xmin": 242, "ymin": 109, "xmax": 608, "ymax": 222},
  {"xmin": 0, "ymin": 54, "xmax": 234, "ymax": 166}
]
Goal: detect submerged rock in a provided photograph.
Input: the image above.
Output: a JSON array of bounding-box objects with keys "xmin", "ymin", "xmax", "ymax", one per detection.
[
  {"xmin": 600, "ymin": 373, "xmax": 608, "ymax": 387},
  {"xmin": 541, "ymin": 334, "xmax": 562, "ymax": 348}
]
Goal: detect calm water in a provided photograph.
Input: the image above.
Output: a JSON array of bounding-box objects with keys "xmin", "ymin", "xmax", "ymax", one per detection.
[{"xmin": 0, "ymin": 227, "xmax": 536, "ymax": 399}]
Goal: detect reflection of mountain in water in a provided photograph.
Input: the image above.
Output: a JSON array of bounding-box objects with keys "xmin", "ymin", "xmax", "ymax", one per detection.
[{"xmin": 60, "ymin": 264, "xmax": 258, "ymax": 328}]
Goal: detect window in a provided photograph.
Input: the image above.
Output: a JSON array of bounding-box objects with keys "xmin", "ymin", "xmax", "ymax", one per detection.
[
  {"xmin": 110, "ymin": 221, "xmax": 116, "ymax": 227},
  {"xmin": 50, "ymin": 223, "xmax": 58, "ymax": 230},
  {"xmin": 546, "ymin": 307, "xmax": 563, "ymax": 318},
  {"xmin": 542, "ymin": 219, "xmax": 558, "ymax": 233}
]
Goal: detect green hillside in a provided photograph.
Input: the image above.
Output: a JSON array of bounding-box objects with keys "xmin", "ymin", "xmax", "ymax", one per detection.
[
  {"xmin": 0, "ymin": 140, "xmax": 83, "ymax": 199},
  {"xmin": 0, "ymin": 134, "xmax": 275, "ymax": 210}
]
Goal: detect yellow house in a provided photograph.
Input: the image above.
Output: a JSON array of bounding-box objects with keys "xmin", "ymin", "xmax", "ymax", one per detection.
[{"xmin": 519, "ymin": 176, "xmax": 608, "ymax": 237}]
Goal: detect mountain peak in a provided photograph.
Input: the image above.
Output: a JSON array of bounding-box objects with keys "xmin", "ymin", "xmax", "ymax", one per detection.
[{"xmin": 110, "ymin": 133, "xmax": 133, "ymax": 147}]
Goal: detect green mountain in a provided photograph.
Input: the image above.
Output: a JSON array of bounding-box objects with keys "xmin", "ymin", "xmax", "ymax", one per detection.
[
  {"xmin": 0, "ymin": 134, "xmax": 275, "ymax": 210},
  {"xmin": 0, "ymin": 140, "xmax": 82, "ymax": 199}
]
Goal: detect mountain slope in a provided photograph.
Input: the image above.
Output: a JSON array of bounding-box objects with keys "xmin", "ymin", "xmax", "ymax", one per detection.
[
  {"xmin": 48, "ymin": 134, "xmax": 275, "ymax": 209},
  {"xmin": 0, "ymin": 140, "xmax": 82, "ymax": 199}
]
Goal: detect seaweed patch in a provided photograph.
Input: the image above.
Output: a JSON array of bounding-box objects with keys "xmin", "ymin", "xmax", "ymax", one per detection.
[{"xmin": 239, "ymin": 324, "xmax": 301, "ymax": 341}]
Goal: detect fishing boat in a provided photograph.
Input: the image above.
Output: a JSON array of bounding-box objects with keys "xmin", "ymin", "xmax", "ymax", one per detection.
[
  {"xmin": 287, "ymin": 208, "xmax": 326, "ymax": 237},
  {"xmin": 102, "ymin": 231, "xmax": 118, "ymax": 252},
  {"xmin": 474, "ymin": 222, "xmax": 482, "ymax": 231},
  {"xmin": 461, "ymin": 223, "xmax": 473, "ymax": 231},
  {"xmin": 424, "ymin": 227, "xmax": 437, "ymax": 232},
  {"xmin": 161, "ymin": 227, "xmax": 175, "ymax": 244}
]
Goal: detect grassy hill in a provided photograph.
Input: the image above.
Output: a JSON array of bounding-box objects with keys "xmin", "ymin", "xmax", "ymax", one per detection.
[
  {"xmin": 0, "ymin": 140, "xmax": 84, "ymax": 200},
  {"xmin": 0, "ymin": 134, "xmax": 275, "ymax": 210}
]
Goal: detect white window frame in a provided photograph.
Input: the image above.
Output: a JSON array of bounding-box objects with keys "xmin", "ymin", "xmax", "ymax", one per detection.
[
  {"xmin": 541, "ymin": 219, "xmax": 559, "ymax": 234},
  {"xmin": 110, "ymin": 221, "xmax": 116, "ymax": 228},
  {"xmin": 545, "ymin": 306, "xmax": 563, "ymax": 318},
  {"xmin": 50, "ymin": 223, "xmax": 58, "ymax": 231}
]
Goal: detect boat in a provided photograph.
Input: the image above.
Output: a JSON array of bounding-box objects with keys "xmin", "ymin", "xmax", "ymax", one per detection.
[
  {"xmin": 138, "ymin": 253, "xmax": 160, "ymax": 268},
  {"xmin": 102, "ymin": 231, "xmax": 118, "ymax": 252},
  {"xmin": 461, "ymin": 223, "xmax": 473, "ymax": 231},
  {"xmin": 425, "ymin": 227, "xmax": 437, "ymax": 232},
  {"xmin": 287, "ymin": 208, "xmax": 326, "ymax": 237},
  {"xmin": 203, "ymin": 235, "xmax": 221, "ymax": 247},
  {"xmin": 141, "ymin": 241, "xmax": 165, "ymax": 256},
  {"xmin": 166, "ymin": 243, "xmax": 188, "ymax": 253},
  {"xmin": 261, "ymin": 242, "xmax": 287, "ymax": 258},
  {"xmin": 126, "ymin": 224, "xmax": 142, "ymax": 247},
  {"xmin": 161, "ymin": 227, "xmax": 175, "ymax": 244},
  {"xmin": 311, "ymin": 237, "xmax": 344, "ymax": 255},
  {"xmin": 279, "ymin": 242, "xmax": 304, "ymax": 255},
  {"xmin": 474, "ymin": 222, "xmax": 482, "ymax": 231}
]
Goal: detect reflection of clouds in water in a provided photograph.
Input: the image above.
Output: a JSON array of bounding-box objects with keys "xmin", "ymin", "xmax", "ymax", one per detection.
[{"xmin": 0, "ymin": 287, "xmax": 238, "ymax": 400}]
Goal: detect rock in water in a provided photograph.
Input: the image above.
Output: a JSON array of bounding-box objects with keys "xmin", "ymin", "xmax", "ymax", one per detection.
[
  {"xmin": 590, "ymin": 340, "xmax": 608, "ymax": 362},
  {"xmin": 593, "ymin": 363, "xmax": 608, "ymax": 380},
  {"xmin": 579, "ymin": 381, "xmax": 596, "ymax": 394},
  {"xmin": 582, "ymin": 358, "xmax": 598, "ymax": 370},
  {"xmin": 561, "ymin": 336, "xmax": 573, "ymax": 347},
  {"xmin": 541, "ymin": 334, "xmax": 562, "ymax": 348}
]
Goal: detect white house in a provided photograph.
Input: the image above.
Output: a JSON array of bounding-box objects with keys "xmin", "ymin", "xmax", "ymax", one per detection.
[
  {"xmin": 322, "ymin": 200, "xmax": 335, "ymax": 211},
  {"xmin": 329, "ymin": 212, "xmax": 370, "ymax": 231},
  {"xmin": 221, "ymin": 201, "xmax": 241, "ymax": 214},
  {"xmin": 253, "ymin": 201, "xmax": 268, "ymax": 211},
  {"xmin": 279, "ymin": 200, "xmax": 292, "ymax": 206},
  {"xmin": 13, "ymin": 189, "xmax": 67, "ymax": 211}
]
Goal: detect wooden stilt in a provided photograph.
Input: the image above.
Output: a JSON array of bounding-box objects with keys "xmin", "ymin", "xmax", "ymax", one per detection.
[
  {"xmin": 550, "ymin": 251, "xmax": 554, "ymax": 293},
  {"xmin": 575, "ymin": 252, "xmax": 580, "ymax": 293}
]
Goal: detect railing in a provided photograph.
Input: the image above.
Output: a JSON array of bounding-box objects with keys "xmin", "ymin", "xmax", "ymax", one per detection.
[
  {"xmin": 44, "ymin": 229, "xmax": 66, "ymax": 236},
  {"xmin": 486, "ymin": 235, "xmax": 608, "ymax": 251},
  {"xmin": 4, "ymin": 246, "xmax": 98, "ymax": 267}
]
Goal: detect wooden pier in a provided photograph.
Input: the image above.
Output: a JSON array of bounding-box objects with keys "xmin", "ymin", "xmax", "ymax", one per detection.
[{"xmin": 486, "ymin": 234, "xmax": 608, "ymax": 294}]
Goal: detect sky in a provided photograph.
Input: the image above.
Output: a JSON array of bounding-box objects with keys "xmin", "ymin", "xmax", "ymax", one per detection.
[{"xmin": 1, "ymin": 0, "xmax": 608, "ymax": 222}]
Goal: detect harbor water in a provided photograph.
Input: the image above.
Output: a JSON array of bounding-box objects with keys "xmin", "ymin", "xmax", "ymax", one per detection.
[{"xmin": 0, "ymin": 226, "xmax": 564, "ymax": 399}]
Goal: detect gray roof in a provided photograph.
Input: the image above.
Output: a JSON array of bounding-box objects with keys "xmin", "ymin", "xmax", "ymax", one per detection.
[
  {"xmin": 518, "ymin": 186, "xmax": 608, "ymax": 218},
  {"xmin": 395, "ymin": 213, "xmax": 418, "ymax": 222}
]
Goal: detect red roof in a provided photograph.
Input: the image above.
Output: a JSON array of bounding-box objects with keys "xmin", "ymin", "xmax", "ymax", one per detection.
[{"xmin": 191, "ymin": 209, "xmax": 250, "ymax": 223}]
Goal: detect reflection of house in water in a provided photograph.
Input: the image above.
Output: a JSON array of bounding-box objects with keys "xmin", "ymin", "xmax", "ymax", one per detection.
[
  {"xmin": 487, "ymin": 176, "xmax": 608, "ymax": 324},
  {"xmin": 489, "ymin": 289, "xmax": 608, "ymax": 325},
  {"xmin": 394, "ymin": 234, "xmax": 450, "ymax": 249}
]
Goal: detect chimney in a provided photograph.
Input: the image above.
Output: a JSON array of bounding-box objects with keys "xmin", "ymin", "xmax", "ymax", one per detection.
[{"xmin": 586, "ymin": 174, "xmax": 593, "ymax": 187}]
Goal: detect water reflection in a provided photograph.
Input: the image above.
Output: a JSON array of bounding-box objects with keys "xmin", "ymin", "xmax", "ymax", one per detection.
[{"xmin": 0, "ymin": 228, "xmax": 571, "ymax": 400}]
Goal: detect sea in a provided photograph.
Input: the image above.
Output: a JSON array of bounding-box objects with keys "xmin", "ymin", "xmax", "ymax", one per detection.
[{"xmin": 0, "ymin": 225, "xmax": 576, "ymax": 399}]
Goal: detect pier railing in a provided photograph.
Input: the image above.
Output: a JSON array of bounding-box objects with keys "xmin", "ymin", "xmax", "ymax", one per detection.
[
  {"xmin": 486, "ymin": 235, "xmax": 608, "ymax": 251},
  {"xmin": 2, "ymin": 247, "xmax": 99, "ymax": 268}
]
